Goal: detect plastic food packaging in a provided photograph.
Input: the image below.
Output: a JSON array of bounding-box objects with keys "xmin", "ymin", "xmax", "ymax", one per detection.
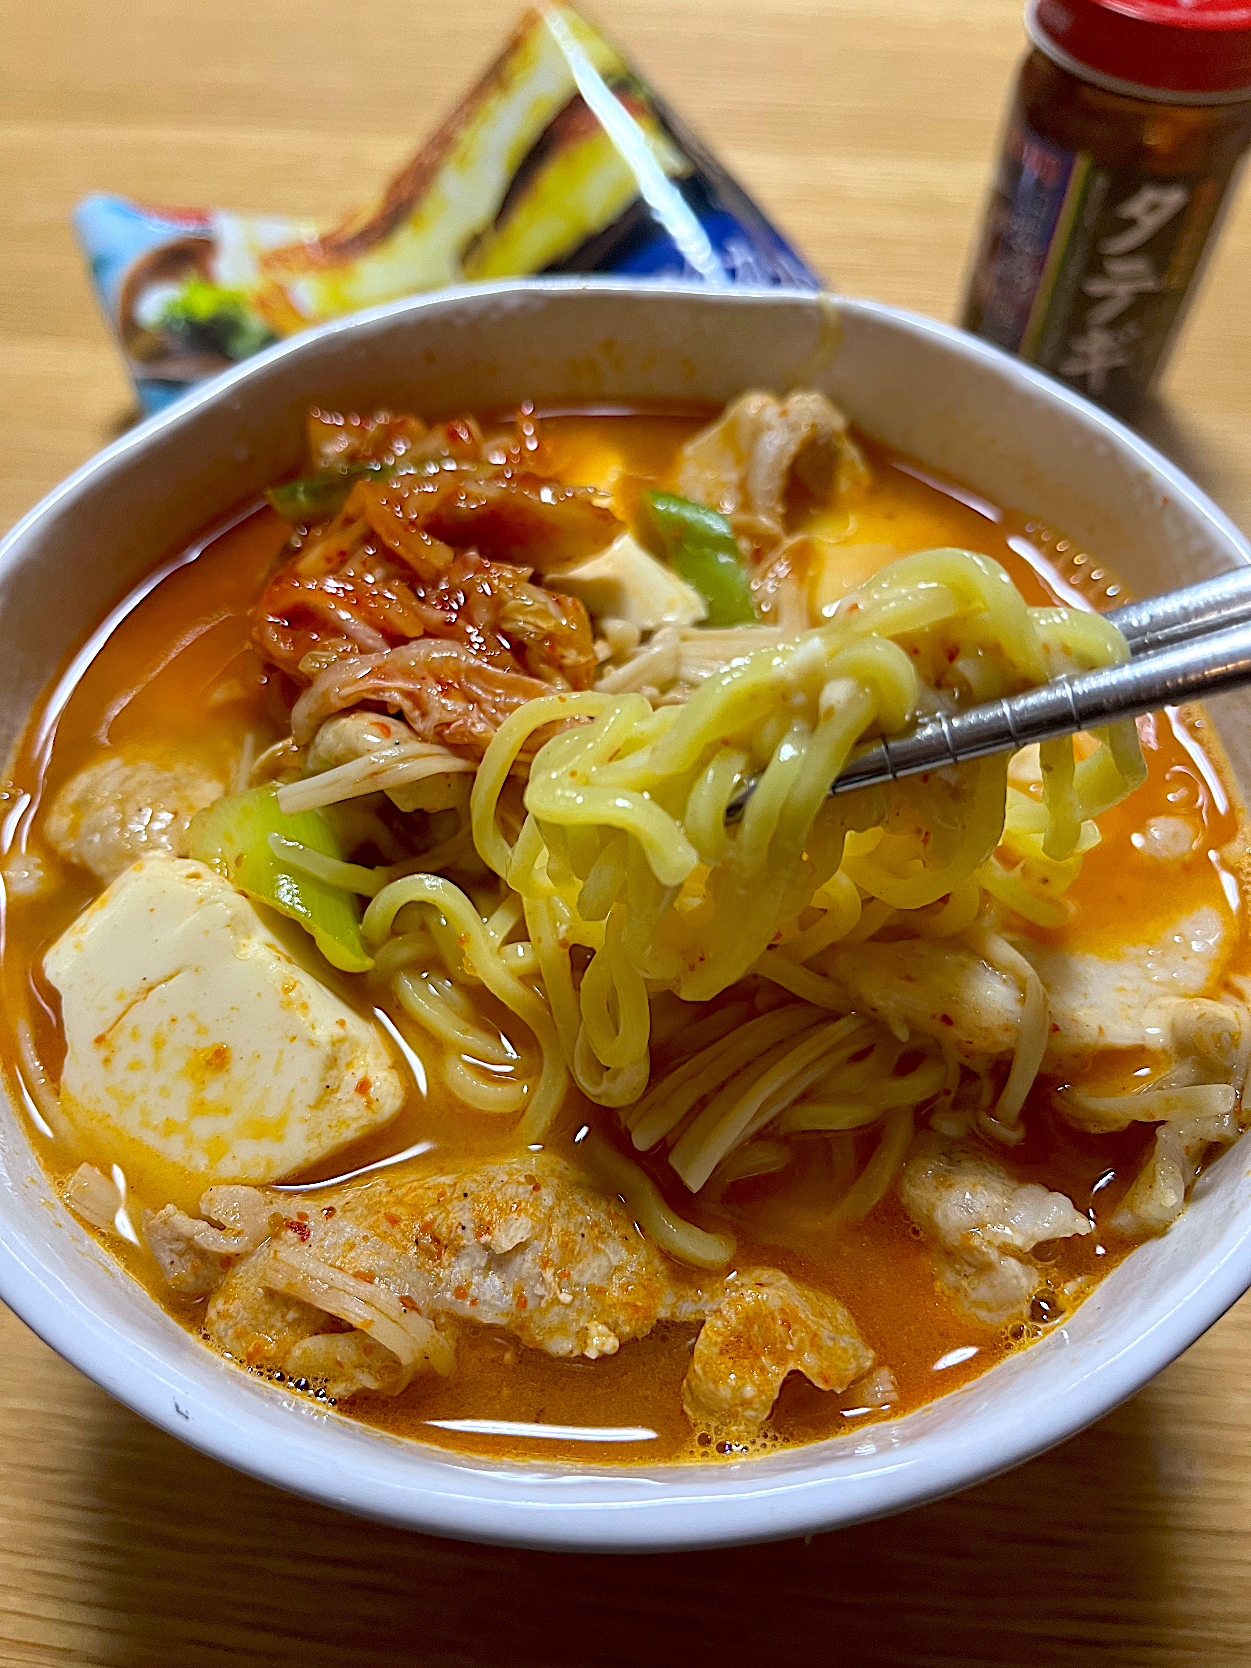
[
  {"xmin": 75, "ymin": 4, "xmax": 819, "ymax": 413},
  {"xmin": 962, "ymin": 0, "xmax": 1251, "ymax": 419}
]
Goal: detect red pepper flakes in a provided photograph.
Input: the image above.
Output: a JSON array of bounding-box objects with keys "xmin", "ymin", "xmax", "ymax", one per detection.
[{"xmin": 284, "ymin": 1218, "xmax": 311, "ymax": 1243}]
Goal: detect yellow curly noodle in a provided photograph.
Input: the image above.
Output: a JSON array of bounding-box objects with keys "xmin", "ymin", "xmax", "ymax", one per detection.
[
  {"xmin": 458, "ymin": 549, "xmax": 1143, "ymax": 1192},
  {"xmin": 578, "ymin": 1128, "xmax": 735, "ymax": 1269},
  {"xmin": 355, "ymin": 550, "xmax": 1142, "ymax": 1216},
  {"xmin": 361, "ymin": 873, "xmax": 568, "ymax": 1138}
]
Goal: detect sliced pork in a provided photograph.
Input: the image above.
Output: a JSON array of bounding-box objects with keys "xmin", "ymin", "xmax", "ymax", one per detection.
[
  {"xmin": 148, "ymin": 1152, "xmax": 879, "ymax": 1438},
  {"xmin": 899, "ymin": 1133, "xmax": 1091, "ymax": 1325},
  {"xmin": 675, "ymin": 390, "xmax": 864, "ymax": 547},
  {"xmin": 44, "ymin": 754, "xmax": 225, "ymax": 884}
]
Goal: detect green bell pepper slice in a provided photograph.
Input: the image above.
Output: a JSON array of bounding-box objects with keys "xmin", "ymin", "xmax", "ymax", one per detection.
[
  {"xmin": 266, "ymin": 462, "xmax": 394, "ymax": 523},
  {"xmin": 644, "ymin": 491, "xmax": 757, "ymax": 628}
]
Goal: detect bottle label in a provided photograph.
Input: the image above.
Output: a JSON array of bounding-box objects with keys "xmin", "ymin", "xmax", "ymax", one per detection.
[{"xmin": 964, "ymin": 106, "xmax": 1238, "ymax": 414}]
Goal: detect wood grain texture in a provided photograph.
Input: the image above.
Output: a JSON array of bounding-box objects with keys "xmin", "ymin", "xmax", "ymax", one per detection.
[{"xmin": 2, "ymin": 0, "xmax": 1251, "ymax": 1662}]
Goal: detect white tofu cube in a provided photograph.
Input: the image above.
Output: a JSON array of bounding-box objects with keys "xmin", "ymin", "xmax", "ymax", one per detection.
[
  {"xmin": 43, "ymin": 857, "xmax": 403, "ymax": 1184},
  {"xmin": 548, "ymin": 531, "xmax": 708, "ymax": 631}
]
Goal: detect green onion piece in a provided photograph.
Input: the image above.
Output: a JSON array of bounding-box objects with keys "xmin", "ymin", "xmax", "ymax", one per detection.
[
  {"xmin": 644, "ymin": 491, "xmax": 757, "ymax": 628},
  {"xmin": 188, "ymin": 786, "xmax": 373, "ymax": 973},
  {"xmin": 266, "ymin": 462, "xmax": 392, "ymax": 523},
  {"xmin": 266, "ymin": 832, "xmax": 386, "ymax": 898}
]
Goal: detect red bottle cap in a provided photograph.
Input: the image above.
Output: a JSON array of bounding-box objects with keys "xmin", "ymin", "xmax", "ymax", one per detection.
[{"xmin": 1029, "ymin": 0, "xmax": 1251, "ymax": 100}]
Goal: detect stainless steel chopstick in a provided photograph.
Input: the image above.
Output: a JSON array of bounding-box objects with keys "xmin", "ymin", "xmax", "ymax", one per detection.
[
  {"xmin": 724, "ymin": 567, "xmax": 1251, "ymax": 819},
  {"xmin": 1107, "ymin": 567, "xmax": 1251, "ymax": 656}
]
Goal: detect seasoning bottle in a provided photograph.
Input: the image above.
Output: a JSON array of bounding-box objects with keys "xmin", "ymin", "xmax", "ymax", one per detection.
[{"xmin": 962, "ymin": 0, "xmax": 1251, "ymax": 419}]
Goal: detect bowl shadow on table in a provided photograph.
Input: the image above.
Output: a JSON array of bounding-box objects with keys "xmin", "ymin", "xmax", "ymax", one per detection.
[
  {"xmin": 78, "ymin": 1376, "xmax": 1191, "ymax": 1668},
  {"xmin": 102, "ymin": 403, "xmax": 146, "ymax": 445},
  {"xmin": 1132, "ymin": 396, "xmax": 1246, "ymax": 525}
]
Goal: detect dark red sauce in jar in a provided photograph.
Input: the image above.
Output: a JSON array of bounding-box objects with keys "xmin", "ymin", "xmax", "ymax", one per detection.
[{"xmin": 962, "ymin": 0, "xmax": 1251, "ymax": 418}]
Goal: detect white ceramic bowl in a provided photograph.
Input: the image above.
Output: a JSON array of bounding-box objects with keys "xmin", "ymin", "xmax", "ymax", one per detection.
[{"xmin": 2, "ymin": 280, "xmax": 1249, "ymax": 1552}]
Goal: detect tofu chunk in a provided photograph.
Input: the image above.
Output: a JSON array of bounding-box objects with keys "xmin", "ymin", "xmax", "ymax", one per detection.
[
  {"xmin": 547, "ymin": 531, "xmax": 707, "ymax": 631},
  {"xmin": 43, "ymin": 857, "xmax": 402, "ymax": 1184}
]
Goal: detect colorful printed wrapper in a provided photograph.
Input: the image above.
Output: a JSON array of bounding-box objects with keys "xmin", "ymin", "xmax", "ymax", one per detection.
[{"xmin": 75, "ymin": 4, "xmax": 819, "ymax": 413}]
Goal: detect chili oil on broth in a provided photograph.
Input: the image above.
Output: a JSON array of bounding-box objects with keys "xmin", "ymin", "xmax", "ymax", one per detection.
[{"xmin": 0, "ymin": 408, "xmax": 1244, "ymax": 1466}]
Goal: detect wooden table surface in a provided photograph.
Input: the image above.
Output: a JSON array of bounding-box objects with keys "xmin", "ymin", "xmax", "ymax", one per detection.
[{"xmin": 4, "ymin": 1, "xmax": 1251, "ymax": 1662}]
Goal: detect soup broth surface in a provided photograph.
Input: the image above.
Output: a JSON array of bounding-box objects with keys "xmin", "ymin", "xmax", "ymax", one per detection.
[{"xmin": 2, "ymin": 409, "xmax": 1245, "ymax": 1463}]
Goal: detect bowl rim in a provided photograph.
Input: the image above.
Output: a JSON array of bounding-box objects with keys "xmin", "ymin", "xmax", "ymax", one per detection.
[{"xmin": 4, "ymin": 275, "xmax": 1251, "ymax": 1554}]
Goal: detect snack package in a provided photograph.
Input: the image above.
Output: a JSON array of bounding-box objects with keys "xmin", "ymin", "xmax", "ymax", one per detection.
[{"xmin": 75, "ymin": 4, "xmax": 819, "ymax": 412}]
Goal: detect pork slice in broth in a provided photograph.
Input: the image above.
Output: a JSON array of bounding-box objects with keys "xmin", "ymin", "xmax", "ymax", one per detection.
[
  {"xmin": 899, "ymin": 1132, "xmax": 1091, "ymax": 1326},
  {"xmin": 44, "ymin": 754, "xmax": 225, "ymax": 884},
  {"xmin": 151, "ymin": 1153, "xmax": 879, "ymax": 1436}
]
